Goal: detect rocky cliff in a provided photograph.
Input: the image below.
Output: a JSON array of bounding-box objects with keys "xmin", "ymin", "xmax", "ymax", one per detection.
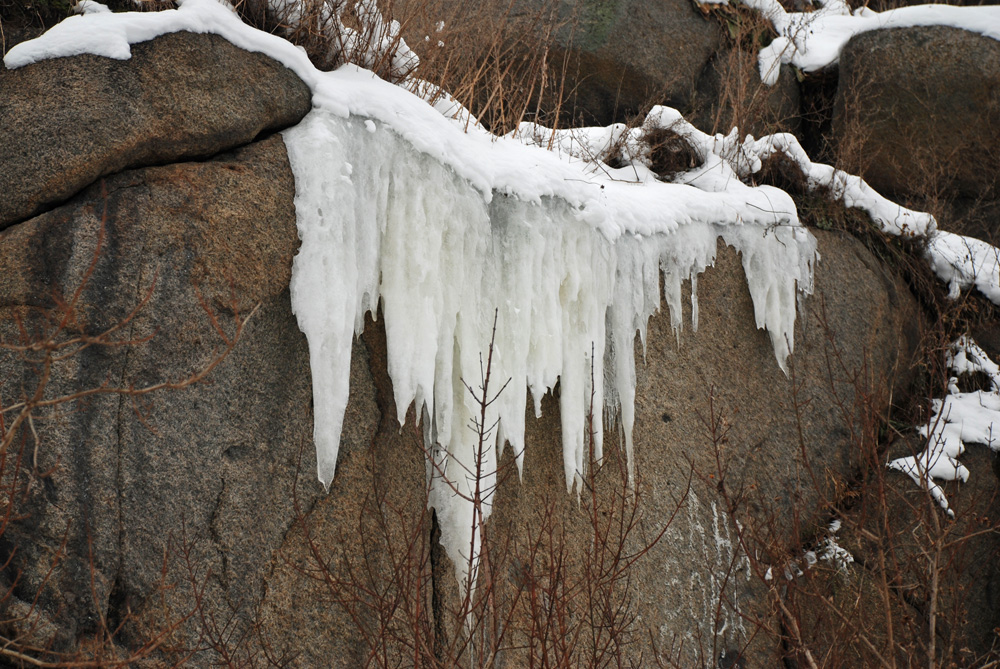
[{"xmin": 1, "ymin": 5, "xmax": 999, "ymax": 667}]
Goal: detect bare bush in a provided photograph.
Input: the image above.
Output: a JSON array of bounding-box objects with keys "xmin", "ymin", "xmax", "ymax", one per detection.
[
  {"xmin": 693, "ymin": 297, "xmax": 1000, "ymax": 667},
  {"xmin": 288, "ymin": 319, "xmax": 690, "ymax": 667}
]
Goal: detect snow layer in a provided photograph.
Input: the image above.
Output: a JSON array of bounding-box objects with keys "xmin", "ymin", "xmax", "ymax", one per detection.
[
  {"xmin": 73, "ymin": 0, "xmax": 112, "ymax": 14},
  {"xmin": 599, "ymin": 112, "xmax": 1000, "ymax": 306},
  {"xmin": 514, "ymin": 109, "xmax": 935, "ymax": 239},
  {"xmin": 699, "ymin": 0, "xmax": 1000, "ymax": 86},
  {"xmin": 722, "ymin": 134, "xmax": 1000, "ymax": 302},
  {"xmin": 888, "ymin": 337, "xmax": 1000, "ymax": 516},
  {"xmin": 926, "ymin": 232, "xmax": 1000, "ymax": 303}
]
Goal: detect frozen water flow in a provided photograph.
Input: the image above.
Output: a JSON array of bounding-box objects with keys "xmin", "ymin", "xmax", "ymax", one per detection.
[{"xmin": 282, "ymin": 107, "xmax": 817, "ymax": 587}]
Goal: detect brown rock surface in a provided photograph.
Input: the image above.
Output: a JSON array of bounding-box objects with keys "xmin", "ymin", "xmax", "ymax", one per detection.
[
  {"xmin": 834, "ymin": 26, "xmax": 1000, "ymax": 204},
  {"xmin": 693, "ymin": 57, "xmax": 801, "ymax": 136},
  {"xmin": 551, "ymin": 0, "xmax": 724, "ymax": 124},
  {"xmin": 505, "ymin": 230, "xmax": 920, "ymax": 665},
  {"xmin": 411, "ymin": 0, "xmax": 724, "ymax": 126},
  {"xmin": 821, "ymin": 440, "xmax": 1000, "ymax": 666},
  {"xmin": 0, "ymin": 30, "xmax": 311, "ymax": 229},
  {"xmin": 0, "ymin": 126, "xmax": 927, "ymax": 663},
  {"xmin": 0, "ymin": 134, "xmax": 328, "ymax": 659},
  {"xmin": 0, "ymin": 25, "xmax": 947, "ymax": 665}
]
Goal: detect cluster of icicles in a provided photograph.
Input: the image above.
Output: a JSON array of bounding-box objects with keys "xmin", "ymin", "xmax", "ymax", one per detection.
[{"xmin": 282, "ymin": 108, "xmax": 819, "ymax": 588}]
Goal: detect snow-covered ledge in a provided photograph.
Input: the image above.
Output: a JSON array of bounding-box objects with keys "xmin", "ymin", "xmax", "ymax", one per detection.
[
  {"xmin": 14, "ymin": 0, "xmax": 996, "ymax": 589},
  {"xmin": 5, "ymin": 0, "xmax": 819, "ymax": 587},
  {"xmin": 696, "ymin": 0, "xmax": 1000, "ymax": 86}
]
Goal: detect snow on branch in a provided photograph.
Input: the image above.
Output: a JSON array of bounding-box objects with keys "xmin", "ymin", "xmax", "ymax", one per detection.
[
  {"xmin": 698, "ymin": 0, "xmax": 1000, "ymax": 86},
  {"xmin": 570, "ymin": 107, "xmax": 999, "ymax": 306},
  {"xmin": 512, "ymin": 106, "xmax": 935, "ymax": 237},
  {"xmin": 888, "ymin": 337, "xmax": 1000, "ymax": 517}
]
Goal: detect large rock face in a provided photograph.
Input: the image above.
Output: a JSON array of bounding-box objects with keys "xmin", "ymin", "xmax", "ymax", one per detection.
[
  {"xmin": 693, "ymin": 57, "xmax": 802, "ymax": 136},
  {"xmin": 548, "ymin": 0, "xmax": 723, "ymax": 124},
  {"xmin": 470, "ymin": 0, "xmax": 723, "ymax": 125},
  {"xmin": 0, "ymin": 20, "xmax": 975, "ymax": 669},
  {"xmin": 0, "ymin": 134, "xmax": 325, "ymax": 658},
  {"xmin": 254, "ymin": 228, "xmax": 921, "ymax": 667},
  {"xmin": 833, "ymin": 27, "xmax": 1000, "ymax": 217},
  {"xmin": 0, "ymin": 31, "xmax": 312, "ymax": 229},
  {"xmin": 497, "ymin": 229, "xmax": 923, "ymax": 666},
  {"xmin": 0, "ymin": 28, "xmax": 316, "ymax": 661}
]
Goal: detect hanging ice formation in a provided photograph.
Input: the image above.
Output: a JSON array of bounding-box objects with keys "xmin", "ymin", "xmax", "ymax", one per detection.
[{"xmin": 282, "ymin": 101, "xmax": 817, "ymax": 587}]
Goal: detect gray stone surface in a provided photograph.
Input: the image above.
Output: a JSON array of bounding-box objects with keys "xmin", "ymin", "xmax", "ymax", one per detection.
[
  {"xmin": 833, "ymin": 26, "xmax": 1000, "ymax": 203},
  {"xmin": 0, "ymin": 129, "xmax": 935, "ymax": 667},
  {"xmin": 835, "ymin": 439, "xmax": 1000, "ymax": 665},
  {"xmin": 509, "ymin": 230, "xmax": 920, "ymax": 665},
  {"xmin": 0, "ymin": 21, "xmax": 976, "ymax": 666},
  {"xmin": 0, "ymin": 154, "xmax": 923, "ymax": 662},
  {"xmin": 0, "ymin": 135, "xmax": 326, "ymax": 658},
  {"xmin": 693, "ymin": 57, "xmax": 801, "ymax": 136},
  {"xmin": 0, "ymin": 30, "xmax": 311, "ymax": 229},
  {"xmin": 450, "ymin": 0, "xmax": 724, "ymax": 126},
  {"xmin": 550, "ymin": 0, "xmax": 723, "ymax": 124}
]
